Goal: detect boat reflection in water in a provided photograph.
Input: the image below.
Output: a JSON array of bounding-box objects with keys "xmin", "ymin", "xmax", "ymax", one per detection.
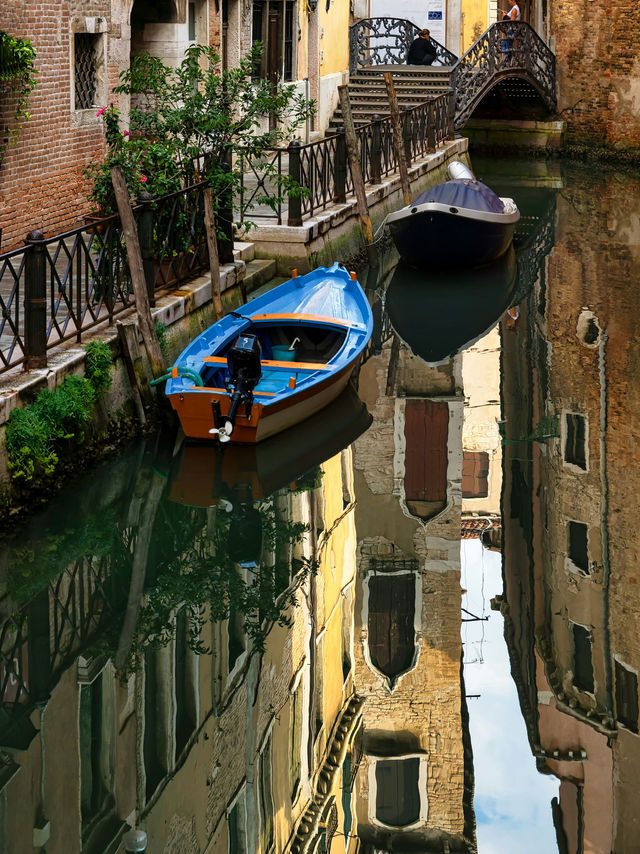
[
  {"xmin": 386, "ymin": 245, "xmax": 517, "ymax": 364},
  {"xmin": 168, "ymin": 383, "xmax": 372, "ymax": 508}
]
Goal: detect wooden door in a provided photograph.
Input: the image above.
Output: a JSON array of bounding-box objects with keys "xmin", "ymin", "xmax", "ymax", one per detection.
[
  {"xmin": 404, "ymin": 399, "xmax": 449, "ymax": 502},
  {"xmin": 367, "ymin": 574, "xmax": 415, "ymax": 678}
]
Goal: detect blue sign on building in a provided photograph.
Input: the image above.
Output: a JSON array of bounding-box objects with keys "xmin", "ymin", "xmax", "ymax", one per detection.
[{"xmin": 428, "ymin": 11, "xmax": 443, "ymax": 19}]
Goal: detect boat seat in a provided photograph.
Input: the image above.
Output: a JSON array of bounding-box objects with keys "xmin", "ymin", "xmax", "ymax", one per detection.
[{"xmin": 202, "ymin": 355, "xmax": 330, "ymax": 371}]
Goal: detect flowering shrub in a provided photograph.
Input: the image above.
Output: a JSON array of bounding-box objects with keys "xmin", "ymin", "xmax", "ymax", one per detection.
[
  {"xmin": 85, "ymin": 44, "xmax": 314, "ymax": 222},
  {"xmin": 83, "ymin": 105, "xmax": 181, "ymax": 214}
]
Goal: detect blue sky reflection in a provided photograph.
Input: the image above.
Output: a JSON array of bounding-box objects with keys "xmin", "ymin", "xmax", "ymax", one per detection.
[{"xmin": 461, "ymin": 539, "xmax": 559, "ymax": 853}]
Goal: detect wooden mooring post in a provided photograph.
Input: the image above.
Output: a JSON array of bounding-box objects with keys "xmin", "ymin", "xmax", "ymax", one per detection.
[
  {"xmin": 203, "ymin": 186, "xmax": 224, "ymax": 321},
  {"xmin": 383, "ymin": 72, "xmax": 412, "ymax": 206},
  {"xmin": 110, "ymin": 165, "xmax": 165, "ymax": 380},
  {"xmin": 337, "ymin": 85, "xmax": 377, "ymax": 265}
]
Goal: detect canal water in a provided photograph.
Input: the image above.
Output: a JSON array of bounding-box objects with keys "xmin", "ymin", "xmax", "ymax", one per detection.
[{"xmin": 0, "ymin": 157, "xmax": 638, "ymax": 854}]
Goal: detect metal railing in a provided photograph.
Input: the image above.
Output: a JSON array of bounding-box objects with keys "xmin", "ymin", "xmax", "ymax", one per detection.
[
  {"xmin": 0, "ymin": 181, "xmax": 224, "ymax": 375},
  {"xmin": 349, "ymin": 17, "xmax": 458, "ymax": 74},
  {"xmin": 240, "ymin": 91, "xmax": 453, "ymax": 227},
  {"xmin": 450, "ymin": 21, "xmax": 556, "ymax": 129}
]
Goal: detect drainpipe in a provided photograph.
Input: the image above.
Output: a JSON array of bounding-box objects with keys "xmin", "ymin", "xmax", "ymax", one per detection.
[{"xmin": 460, "ymin": 12, "xmax": 465, "ymax": 55}]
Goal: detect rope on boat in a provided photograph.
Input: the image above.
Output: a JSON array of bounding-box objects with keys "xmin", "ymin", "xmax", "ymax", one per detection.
[{"xmin": 150, "ymin": 366, "xmax": 204, "ymax": 387}]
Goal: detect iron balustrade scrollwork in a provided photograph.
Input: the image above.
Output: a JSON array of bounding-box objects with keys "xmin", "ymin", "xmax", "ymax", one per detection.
[
  {"xmin": 450, "ymin": 21, "xmax": 556, "ymax": 129},
  {"xmin": 349, "ymin": 17, "xmax": 457, "ymax": 75},
  {"xmin": 151, "ymin": 183, "xmax": 209, "ymax": 288}
]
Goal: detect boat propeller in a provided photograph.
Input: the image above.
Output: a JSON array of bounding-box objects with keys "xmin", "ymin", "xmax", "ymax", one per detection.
[{"xmin": 208, "ymin": 420, "xmax": 234, "ymax": 442}]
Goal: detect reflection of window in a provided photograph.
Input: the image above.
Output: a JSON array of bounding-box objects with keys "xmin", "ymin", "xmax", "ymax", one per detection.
[
  {"xmin": 462, "ymin": 451, "xmax": 489, "ymax": 498},
  {"xmin": 368, "ymin": 574, "xmax": 415, "ymax": 680},
  {"xmin": 314, "ymin": 636, "xmax": 324, "ymax": 738},
  {"xmin": 228, "ymin": 607, "xmax": 246, "ymax": 673},
  {"xmin": 565, "ymin": 414, "xmax": 587, "ymax": 470},
  {"xmin": 290, "ymin": 682, "xmax": 303, "ymax": 798},
  {"xmin": 228, "ymin": 787, "xmax": 248, "ymax": 854},
  {"xmin": 375, "ymin": 758, "xmax": 421, "ymax": 827},
  {"xmin": 342, "ymin": 752, "xmax": 353, "ymax": 838},
  {"xmin": 568, "ymin": 521, "xmax": 589, "ymax": 573},
  {"xmin": 144, "ymin": 651, "xmax": 167, "ymax": 800},
  {"xmin": 341, "ymin": 591, "xmax": 352, "ymax": 682},
  {"xmin": 175, "ymin": 609, "xmax": 197, "ymax": 758},
  {"xmin": 79, "ymin": 673, "xmax": 110, "ymax": 824},
  {"xmin": 259, "ymin": 733, "xmax": 274, "ymax": 853},
  {"xmin": 615, "ymin": 660, "xmax": 638, "ymax": 733},
  {"xmin": 572, "ymin": 623, "xmax": 594, "ymax": 693}
]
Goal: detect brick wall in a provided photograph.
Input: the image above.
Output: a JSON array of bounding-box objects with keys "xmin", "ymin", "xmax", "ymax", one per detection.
[
  {"xmin": 550, "ymin": 0, "xmax": 640, "ymax": 149},
  {"xmin": 0, "ymin": 1, "xmax": 222, "ymax": 252}
]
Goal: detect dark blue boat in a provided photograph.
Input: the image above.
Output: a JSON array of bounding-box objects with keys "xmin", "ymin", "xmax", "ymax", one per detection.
[{"xmin": 387, "ymin": 161, "xmax": 520, "ymax": 269}]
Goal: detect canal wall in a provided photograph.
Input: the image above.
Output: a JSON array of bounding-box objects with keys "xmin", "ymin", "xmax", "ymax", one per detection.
[{"xmin": 0, "ymin": 139, "xmax": 470, "ymax": 516}]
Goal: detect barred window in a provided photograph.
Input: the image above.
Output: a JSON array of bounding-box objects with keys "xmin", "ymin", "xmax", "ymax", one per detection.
[
  {"xmin": 74, "ymin": 33, "xmax": 99, "ymax": 110},
  {"xmin": 615, "ymin": 660, "xmax": 638, "ymax": 733}
]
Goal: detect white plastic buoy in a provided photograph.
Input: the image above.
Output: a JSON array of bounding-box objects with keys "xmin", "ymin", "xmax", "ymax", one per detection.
[{"xmin": 447, "ymin": 160, "xmax": 475, "ymax": 181}]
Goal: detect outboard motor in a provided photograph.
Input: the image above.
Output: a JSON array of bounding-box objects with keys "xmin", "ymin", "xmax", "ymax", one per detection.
[{"xmin": 210, "ymin": 333, "xmax": 262, "ymax": 442}]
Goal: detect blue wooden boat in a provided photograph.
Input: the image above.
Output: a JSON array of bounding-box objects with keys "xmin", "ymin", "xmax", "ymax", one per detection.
[{"xmin": 162, "ymin": 263, "xmax": 373, "ymax": 443}]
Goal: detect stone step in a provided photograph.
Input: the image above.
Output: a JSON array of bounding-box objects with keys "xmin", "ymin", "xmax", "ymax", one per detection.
[
  {"xmin": 243, "ymin": 258, "xmax": 277, "ymax": 291},
  {"xmin": 232, "ymin": 241, "xmax": 255, "ymax": 262}
]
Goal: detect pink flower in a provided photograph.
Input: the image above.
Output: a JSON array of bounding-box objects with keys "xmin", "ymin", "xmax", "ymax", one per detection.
[
  {"xmin": 139, "ymin": 174, "xmax": 148, "ymax": 183},
  {"xmin": 96, "ymin": 107, "xmax": 106, "ymax": 117},
  {"xmin": 123, "ymin": 130, "xmax": 130, "ymax": 137}
]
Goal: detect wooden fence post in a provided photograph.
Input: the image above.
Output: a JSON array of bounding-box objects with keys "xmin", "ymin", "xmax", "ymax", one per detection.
[
  {"xmin": 136, "ymin": 191, "xmax": 155, "ymax": 308},
  {"xmin": 371, "ymin": 115, "xmax": 382, "ymax": 184},
  {"xmin": 218, "ymin": 153, "xmax": 235, "ymax": 264},
  {"xmin": 24, "ymin": 230, "xmax": 47, "ymax": 370},
  {"xmin": 337, "ymin": 85, "xmax": 376, "ymax": 264},
  {"xmin": 383, "ymin": 72, "xmax": 412, "ymax": 206},
  {"xmin": 334, "ymin": 127, "xmax": 347, "ymax": 204},
  {"xmin": 110, "ymin": 165, "xmax": 165, "ymax": 379},
  {"xmin": 288, "ymin": 139, "xmax": 303, "ymax": 226}
]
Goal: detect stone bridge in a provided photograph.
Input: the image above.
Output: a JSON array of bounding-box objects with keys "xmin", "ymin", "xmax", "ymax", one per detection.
[{"xmin": 339, "ymin": 17, "xmax": 556, "ymax": 131}]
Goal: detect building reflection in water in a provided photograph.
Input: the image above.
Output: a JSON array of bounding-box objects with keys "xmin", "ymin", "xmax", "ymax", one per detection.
[
  {"xmin": 350, "ymin": 314, "xmax": 477, "ymax": 852},
  {"xmin": 0, "ymin": 388, "xmax": 376, "ymax": 854},
  {"xmin": 500, "ymin": 164, "xmax": 640, "ymax": 853}
]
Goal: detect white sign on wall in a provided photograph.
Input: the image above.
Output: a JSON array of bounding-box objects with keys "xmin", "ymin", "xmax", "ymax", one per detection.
[{"xmin": 369, "ymin": 1, "xmax": 447, "ymax": 49}]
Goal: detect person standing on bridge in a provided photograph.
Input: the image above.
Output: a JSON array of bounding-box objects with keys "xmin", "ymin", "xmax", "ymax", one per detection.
[
  {"xmin": 500, "ymin": 0, "xmax": 521, "ymax": 64},
  {"xmin": 501, "ymin": 0, "xmax": 521, "ymax": 21},
  {"xmin": 407, "ymin": 29, "xmax": 438, "ymax": 66}
]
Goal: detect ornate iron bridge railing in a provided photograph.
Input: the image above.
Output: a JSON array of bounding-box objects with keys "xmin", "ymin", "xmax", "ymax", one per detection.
[
  {"xmin": 349, "ymin": 17, "xmax": 458, "ymax": 75},
  {"xmin": 450, "ymin": 21, "xmax": 556, "ymax": 129}
]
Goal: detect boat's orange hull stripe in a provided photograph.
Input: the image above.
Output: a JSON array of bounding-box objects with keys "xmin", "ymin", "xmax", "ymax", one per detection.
[
  {"xmin": 202, "ymin": 355, "xmax": 330, "ymax": 371},
  {"xmin": 189, "ymin": 386, "xmax": 277, "ymax": 397},
  {"xmin": 250, "ymin": 312, "xmax": 351, "ymax": 327}
]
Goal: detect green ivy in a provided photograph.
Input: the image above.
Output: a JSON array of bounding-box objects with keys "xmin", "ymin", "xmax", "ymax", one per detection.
[
  {"xmin": 5, "ymin": 341, "xmax": 113, "ymax": 482},
  {"xmin": 154, "ymin": 320, "xmax": 169, "ymax": 355},
  {"xmin": 0, "ymin": 31, "xmax": 38, "ymax": 164}
]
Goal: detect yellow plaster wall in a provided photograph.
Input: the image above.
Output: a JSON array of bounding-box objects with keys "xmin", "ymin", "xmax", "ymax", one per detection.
[
  {"xmin": 462, "ymin": 0, "xmax": 489, "ymax": 52},
  {"xmin": 319, "ymin": 0, "xmax": 350, "ymax": 76}
]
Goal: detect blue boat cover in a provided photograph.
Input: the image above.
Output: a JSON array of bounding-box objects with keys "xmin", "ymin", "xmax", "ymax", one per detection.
[{"xmin": 412, "ymin": 179, "xmax": 505, "ymax": 213}]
